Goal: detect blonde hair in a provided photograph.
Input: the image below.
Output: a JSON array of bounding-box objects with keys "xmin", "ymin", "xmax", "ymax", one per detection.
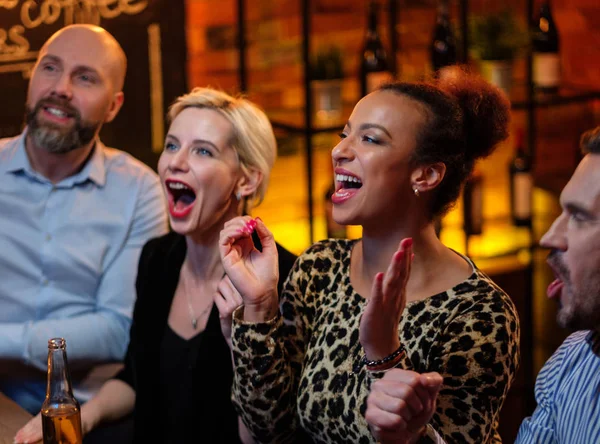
[{"xmin": 167, "ymin": 87, "xmax": 277, "ymax": 212}]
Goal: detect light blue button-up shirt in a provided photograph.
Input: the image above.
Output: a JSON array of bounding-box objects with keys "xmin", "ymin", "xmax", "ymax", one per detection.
[{"xmin": 0, "ymin": 131, "xmax": 168, "ymax": 413}]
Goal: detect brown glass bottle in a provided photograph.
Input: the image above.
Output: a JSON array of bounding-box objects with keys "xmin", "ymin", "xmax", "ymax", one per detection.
[{"xmin": 41, "ymin": 338, "xmax": 83, "ymax": 444}]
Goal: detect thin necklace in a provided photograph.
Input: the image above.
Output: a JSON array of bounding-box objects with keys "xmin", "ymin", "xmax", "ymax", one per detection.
[
  {"xmin": 186, "ymin": 295, "xmax": 212, "ymax": 330},
  {"xmin": 181, "ymin": 271, "xmax": 213, "ymax": 330}
]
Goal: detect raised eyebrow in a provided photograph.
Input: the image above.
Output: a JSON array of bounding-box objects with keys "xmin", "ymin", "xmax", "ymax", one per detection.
[{"xmin": 358, "ymin": 123, "xmax": 392, "ymax": 139}]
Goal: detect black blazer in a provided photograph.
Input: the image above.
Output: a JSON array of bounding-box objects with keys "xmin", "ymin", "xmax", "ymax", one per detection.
[{"xmin": 115, "ymin": 231, "xmax": 297, "ymax": 443}]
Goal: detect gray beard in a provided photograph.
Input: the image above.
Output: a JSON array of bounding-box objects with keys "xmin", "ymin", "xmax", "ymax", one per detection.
[{"xmin": 25, "ymin": 104, "xmax": 100, "ymax": 154}]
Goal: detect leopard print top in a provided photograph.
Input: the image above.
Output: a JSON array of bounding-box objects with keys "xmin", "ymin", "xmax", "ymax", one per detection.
[{"xmin": 231, "ymin": 239, "xmax": 520, "ymax": 444}]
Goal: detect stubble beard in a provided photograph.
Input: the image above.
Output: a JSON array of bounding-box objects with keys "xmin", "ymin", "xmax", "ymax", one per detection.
[
  {"xmin": 556, "ymin": 270, "xmax": 600, "ymax": 331},
  {"xmin": 25, "ymin": 98, "xmax": 100, "ymax": 154}
]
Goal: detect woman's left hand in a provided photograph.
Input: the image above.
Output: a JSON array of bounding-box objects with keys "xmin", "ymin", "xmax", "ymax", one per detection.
[
  {"xmin": 214, "ymin": 275, "xmax": 244, "ymax": 350},
  {"xmin": 359, "ymin": 238, "xmax": 413, "ymax": 361}
]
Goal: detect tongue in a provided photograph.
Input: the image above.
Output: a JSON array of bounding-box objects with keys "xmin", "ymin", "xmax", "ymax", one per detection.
[
  {"xmin": 174, "ymin": 194, "xmax": 195, "ymax": 211},
  {"xmin": 547, "ymin": 279, "xmax": 564, "ymax": 300}
]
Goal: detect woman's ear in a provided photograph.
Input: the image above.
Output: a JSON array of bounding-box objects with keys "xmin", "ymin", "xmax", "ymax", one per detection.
[
  {"xmin": 235, "ymin": 168, "xmax": 263, "ymax": 199},
  {"xmin": 410, "ymin": 162, "xmax": 446, "ymax": 194}
]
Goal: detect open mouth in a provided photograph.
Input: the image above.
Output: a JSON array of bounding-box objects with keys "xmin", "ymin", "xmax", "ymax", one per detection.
[
  {"xmin": 335, "ymin": 173, "xmax": 363, "ymax": 191},
  {"xmin": 166, "ymin": 179, "xmax": 196, "ymax": 217},
  {"xmin": 42, "ymin": 106, "xmax": 75, "ymax": 119}
]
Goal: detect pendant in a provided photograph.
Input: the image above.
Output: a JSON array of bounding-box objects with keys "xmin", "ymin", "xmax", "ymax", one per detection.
[{"xmin": 192, "ymin": 317, "xmax": 197, "ymax": 330}]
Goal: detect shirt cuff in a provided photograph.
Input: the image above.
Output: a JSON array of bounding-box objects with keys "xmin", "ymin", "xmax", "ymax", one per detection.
[{"xmin": 231, "ymin": 305, "xmax": 282, "ymax": 376}]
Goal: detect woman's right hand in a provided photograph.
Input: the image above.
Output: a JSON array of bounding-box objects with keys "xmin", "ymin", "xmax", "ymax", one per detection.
[
  {"xmin": 219, "ymin": 216, "xmax": 279, "ymax": 322},
  {"xmin": 366, "ymin": 370, "xmax": 443, "ymax": 444}
]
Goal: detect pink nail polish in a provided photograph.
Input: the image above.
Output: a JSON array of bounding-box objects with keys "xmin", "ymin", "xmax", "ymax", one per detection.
[{"xmin": 404, "ymin": 238, "xmax": 413, "ymax": 248}]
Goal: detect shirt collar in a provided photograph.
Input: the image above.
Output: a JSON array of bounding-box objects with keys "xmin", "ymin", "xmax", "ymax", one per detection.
[
  {"xmin": 2, "ymin": 129, "xmax": 107, "ymax": 187},
  {"xmin": 1, "ymin": 132, "xmax": 30, "ymax": 175},
  {"xmin": 81, "ymin": 140, "xmax": 106, "ymax": 187}
]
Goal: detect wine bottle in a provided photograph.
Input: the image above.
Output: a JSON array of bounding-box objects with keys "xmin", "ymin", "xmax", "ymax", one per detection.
[
  {"xmin": 360, "ymin": 1, "xmax": 393, "ymax": 97},
  {"xmin": 42, "ymin": 338, "xmax": 83, "ymax": 444},
  {"xmin": 532, "ymin": 1, "xmax": 560, "ymax": 92},
  {"xmin": 430, "ymin": 0, "xmax": 457, "ymax": 76},
  {"xmin": 509, "ymin": 129, "xmax": 533, "ymax": 227},
  {"xmin": 463, "ymin": 169, "xmax": 483, "ymax": 236}
]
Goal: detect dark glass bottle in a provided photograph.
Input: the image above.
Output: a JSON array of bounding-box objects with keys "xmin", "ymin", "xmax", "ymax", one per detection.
[
  {"xmin": 430, "ymin": 0, "xmax": 457, "ymax": 76},
  {"xmin": 463, "ymin": 169, "xmax": 483, "ymax": 236},
  {"xmin": 509, "ymin": 129, "xmax": 533, "ymax": 227},
  {"xmin": 41, "ymin": 338, "xmax": 83, "ymax": 444},
  {"xmin": 532, "ymin": 1, "xmax": 560, "ymax": 91},
  {"xmin": 360, "ymin": 0, "xmax": 393, "ymax": 97}
]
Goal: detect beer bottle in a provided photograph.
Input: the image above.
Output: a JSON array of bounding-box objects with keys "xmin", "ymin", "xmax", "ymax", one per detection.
[{"xmin": 41, "ymin": 338, "xmax": 83, "ymax": 444}]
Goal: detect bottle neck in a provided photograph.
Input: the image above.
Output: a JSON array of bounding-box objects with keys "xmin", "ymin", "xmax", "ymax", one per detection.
[
  {"xmin": 46, "ymin": 347, "xmax": 74, "ymax": 401},
  {"xmin": 539, "ymin": 2, "xmax": 554, "ymax": 23},
  {"xmin": 367, "ymin": 2, "xmax": 379, "ymax": 34},
  {"xmin": 437, "ymin": 0, "xmax": 450, "ymax": 23}
]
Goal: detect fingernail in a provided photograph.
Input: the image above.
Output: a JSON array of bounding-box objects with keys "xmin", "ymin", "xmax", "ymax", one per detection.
[
  {"xmin": 255, "ymin": 216, "xmax": 263, "ymax": 222},
  {"xmin": 404, "ymin": 238, "xmax": 413, "ymax": 248},
  {"xmin": 411, "ymin": 253, "xmax": 415, "ymax": 260}
]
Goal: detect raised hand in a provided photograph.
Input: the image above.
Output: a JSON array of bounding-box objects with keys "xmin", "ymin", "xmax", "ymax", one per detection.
[
  {"xmin": 219, "ymin": 216, "xmax": 279, "ymax": 322},
  {"xmin": 366, "ymin": 369, "xmax": 443, "ymax": 444},
  {"xmin": 359, "ymin": 238, "xmax": 413, "ymax": 361},
  {"xmin": 214, "ymin": 274, "xmax": 244, "ymax": 349}
]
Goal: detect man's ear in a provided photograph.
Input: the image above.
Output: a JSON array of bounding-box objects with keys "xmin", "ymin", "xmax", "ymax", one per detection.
[
  {"xmin": 104, "ymin": 91, "xmax": 125, "ymax": 123},
  {"xmin": 410, "ymin": 162, "xmax": 446, "ymax": 194},
  {"xmin": 236, "ymin": 168, "xmax": 263, "ymax": 200}
]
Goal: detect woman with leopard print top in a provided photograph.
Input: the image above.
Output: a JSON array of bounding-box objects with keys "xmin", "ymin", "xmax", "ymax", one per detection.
[{"xmin": 219, "ymin": 68, "xmax": 520, "ymax": 444}]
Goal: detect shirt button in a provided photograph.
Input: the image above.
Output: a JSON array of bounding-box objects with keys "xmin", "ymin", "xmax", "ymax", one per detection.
[
  {"xmin": 45, "ymin": 234, "xmax": 52, "ymax": 242},
  {"xmin": 42, "ymin": 278, "xmax": 49, "ymax": 286}
]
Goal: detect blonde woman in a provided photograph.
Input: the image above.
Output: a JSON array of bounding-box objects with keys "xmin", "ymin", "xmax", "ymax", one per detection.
[{"xmin": 15, "ymin": 88, "xmax": 296, "ymax": 444}]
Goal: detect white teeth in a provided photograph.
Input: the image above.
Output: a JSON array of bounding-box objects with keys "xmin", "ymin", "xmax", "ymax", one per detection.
[
  {"xmin": 46, "ymin": 107, "xmax": 67, "ymax": 117},
  {"xmin": 168, "ymin": 182, "xmax": 190, "ymax": 190},
  {"xmin": 335, "ymin": 173, "xmax": 362, "ymax": 184}
]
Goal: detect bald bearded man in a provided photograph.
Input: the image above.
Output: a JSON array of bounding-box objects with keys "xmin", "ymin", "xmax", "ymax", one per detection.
[{"xmin": 0, "ymin": 25, "xmax": 168, "ymax": 413}]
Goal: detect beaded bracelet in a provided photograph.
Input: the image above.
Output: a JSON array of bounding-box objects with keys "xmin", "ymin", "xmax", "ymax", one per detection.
[{"xmin": 361, "ymin": 344, "xmax": 404, "ymax": 369}]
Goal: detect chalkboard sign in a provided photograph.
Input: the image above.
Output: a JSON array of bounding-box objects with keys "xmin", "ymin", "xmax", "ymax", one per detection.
[{"xmin": 0, "ymin": 0, "xmax": 188, "ymax": 170}]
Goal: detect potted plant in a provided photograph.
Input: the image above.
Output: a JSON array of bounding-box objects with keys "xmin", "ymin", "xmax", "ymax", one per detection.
[
  {"xmin": 469, "ymin": 10, "xmax": 529, "ymax": 93},
  {"xmin": 310, "ymin": 45, "xmax": 344, "ymax": 126}
]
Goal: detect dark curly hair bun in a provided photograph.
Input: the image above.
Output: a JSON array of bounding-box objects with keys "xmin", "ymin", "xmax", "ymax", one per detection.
[{"xmin": 437, "ymin": 67, "xmax": 511, "ymax": 162}]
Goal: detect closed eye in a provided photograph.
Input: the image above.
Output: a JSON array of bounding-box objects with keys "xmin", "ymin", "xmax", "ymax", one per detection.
[{"xmin": 338, "ymin": 132, "xmax": 347, "ymax": 140}]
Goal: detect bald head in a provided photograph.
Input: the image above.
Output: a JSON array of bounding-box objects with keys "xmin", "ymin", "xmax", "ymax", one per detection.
[{"xmin": 39, "ymin": 25, "xmax": 127, "ymax": 92}]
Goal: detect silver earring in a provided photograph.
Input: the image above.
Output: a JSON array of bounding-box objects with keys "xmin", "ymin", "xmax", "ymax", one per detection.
[
  {"xmin": 235, "ymin": 191, "xmax": 242, "ymax": 201},
  {"xmin": 413, "ymin": 187, "xmax": 420, "ymax": 197}
]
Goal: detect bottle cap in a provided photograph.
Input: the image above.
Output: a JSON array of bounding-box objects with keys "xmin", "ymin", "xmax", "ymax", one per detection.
[{"xmin": 48, "ymin": 338, "xmax": 66, "ymax": 349}]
